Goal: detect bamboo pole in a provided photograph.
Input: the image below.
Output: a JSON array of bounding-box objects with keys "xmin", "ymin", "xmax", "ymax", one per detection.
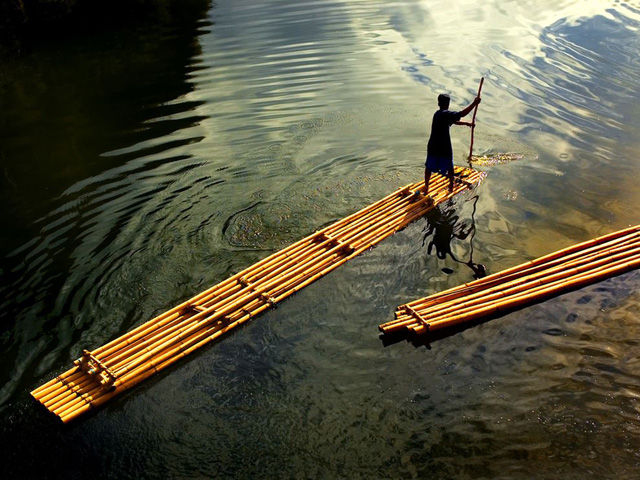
[
  {"xmin": 400, "ymin": 226, "xmax": 640, "ymax": 314},
  {"xmin": 410, "ymin": 250, "xmax": 640, "ymax": 334},
  {"xmin": 52, "ymin": 186, "xmax": 460, "ymax": 404},
  {"xmin": 43, "ymin": 176, "xmax": 436, "ymax": 404},
  {"xmin": 89, "ymin": 182, "xmax": 410, "ymax": 358},
  {"xmin": 81, "ymin": 209, "xmax": 450, "ymax": 404},
  {"xmin": 393, "ymin": 239, "xmax": 640, "ymax": 329},
  {"xmin": 97, "ymin": 201, "xmax": 390, "ymax": 366},
  {"xmin": 112, "ymin": 172, "xmax": 460, "ymax": 376},
  {"xmin": 33, "ymin": 168, "xmax": 485, "ymax": 421},
  {"xmin": 95, "ymin": 175, "xmax": 440, "ymax": 365},
  {"xmin": 40, "ymin": 374, "xmax": 96, "ymax": 408},
  {"xmin": 77, "ymin": 177, "xmax": 442, "ymax": 386},
  {"xmin": 382, "ymin": 227, "xmax": 640, "ymax": 338},
  {"xmin": 34, "ymin": 370, "xmax": 85, "ymax": 402},
  {"xmin": 389, "ymin": 250, "xmax": 638, "ymax": 332},
  {"xmin": 384, "ymin": 227, "xmax": 640, "ymax": 329},
  {"xmin": 469, "ymin": 77, "xmax": 484, "ymax": 160},
  {"xmin": 402, "ymin": 245, "xmax": 640, "ymax": 332},
  {"xmin": 421, "ymin": 253, "xmax": 640, "ymax": 334},
  {"xmin": 105, "ymin": 176, "xmax": 464, "ymax": 390}
]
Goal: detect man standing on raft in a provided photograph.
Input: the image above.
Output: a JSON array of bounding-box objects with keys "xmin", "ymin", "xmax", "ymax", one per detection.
[{"xmin": 424, "ymin": 93, "xmax": 481, "ymax": 197}]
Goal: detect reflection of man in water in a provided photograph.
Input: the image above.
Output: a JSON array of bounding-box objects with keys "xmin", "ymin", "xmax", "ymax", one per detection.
[
  {"xmin": 425, "ymin": 93, "xmax": 481, "ymax": 196},
  {"xmin": 423, "ymin": 199, "xmax": 486, "ymax": 279}
]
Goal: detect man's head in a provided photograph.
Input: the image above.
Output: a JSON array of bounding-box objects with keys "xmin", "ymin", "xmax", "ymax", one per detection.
[{"xmin": 437, "ymin": 94, "xmax": 450, "ymax": 109}]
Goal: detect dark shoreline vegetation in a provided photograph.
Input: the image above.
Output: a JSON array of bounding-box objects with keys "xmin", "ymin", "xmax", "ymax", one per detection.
[
  {"xmin": 0, "ymin": 0, "xmax": 212, "ymax": 257},
  {"xmin": 0, "ymin": 0, "xmax": 211, "ymax": 53},
  {"xmin": 1, "ymin": 0, "xmax": 195, "ymax": 27},
  {"xmin": 1, "ymin": 0, "xmax": 80, "ymax": 26}
]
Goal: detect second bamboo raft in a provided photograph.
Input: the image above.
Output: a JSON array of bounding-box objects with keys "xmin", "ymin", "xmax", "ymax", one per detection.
[
  {"xmin": 31, "ymin": 167, "xmax": 485, "ymax": 422},
  {"xmin": 381, "ymin": 224, "xmax": 640, "ymax": 339}
]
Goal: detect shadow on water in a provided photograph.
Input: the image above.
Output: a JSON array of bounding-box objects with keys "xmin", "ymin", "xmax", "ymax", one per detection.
[
  {"xmin": 421, "ymin": 194, "xmax": 487, "ymax": 280},
  {"xmin": 382, "ymin": 191, "xmax": 487, "ymax": 349}
]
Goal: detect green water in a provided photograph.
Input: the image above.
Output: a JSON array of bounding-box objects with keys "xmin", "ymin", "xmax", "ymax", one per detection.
[{"xmin": 1, "ymin": 0, "xmax": 639, "ymax": 478}]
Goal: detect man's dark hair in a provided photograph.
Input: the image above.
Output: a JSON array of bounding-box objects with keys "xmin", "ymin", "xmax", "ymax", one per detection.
[{"xmin": 438, "ymin": 94, "xmax": 451, "ymax": 108}]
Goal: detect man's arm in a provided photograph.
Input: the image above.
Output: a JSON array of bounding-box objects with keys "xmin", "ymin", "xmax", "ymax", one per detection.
[{"xmin": 458, "ymin": 96, "xmax": 481, "ymax": 118}]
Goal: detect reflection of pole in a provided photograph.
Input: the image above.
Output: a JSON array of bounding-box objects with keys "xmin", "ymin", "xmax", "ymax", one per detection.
[
  {"xmin": 463, "ymin": 195, "xmax": 486, "ymax": 279},
  {"xmin": 468, "ymin": 77, "xmax": 484, "ymax": 160}
]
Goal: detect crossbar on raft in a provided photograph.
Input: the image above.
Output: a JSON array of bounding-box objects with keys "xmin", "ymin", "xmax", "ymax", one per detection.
[
  {"xmin": 32, "ymin": 167, "xmax": 484, "ymax": 422},
  {"xmin": 381, "ymin": 224, "xmax": 640, "ymax": 339}
]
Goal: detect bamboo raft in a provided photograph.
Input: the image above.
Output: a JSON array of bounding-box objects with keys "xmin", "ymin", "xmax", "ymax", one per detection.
[
  {"xmin": 380, "ymin": 224, "xmax": 640, "ymax": 339},
  {"xmin": 31, "ymin": 167, "xmax": 485, "ymax": 422}
]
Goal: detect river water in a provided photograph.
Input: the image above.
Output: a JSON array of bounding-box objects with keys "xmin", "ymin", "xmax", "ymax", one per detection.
[{"xmin": 1, "ymin": 0, "xmax": 639, "ymax": 478}]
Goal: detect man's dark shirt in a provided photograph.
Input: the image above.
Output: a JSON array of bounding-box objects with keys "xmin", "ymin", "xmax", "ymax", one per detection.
[{"xmin": 427, "ymin": 109, "xmax": 463, "ymax": 160}]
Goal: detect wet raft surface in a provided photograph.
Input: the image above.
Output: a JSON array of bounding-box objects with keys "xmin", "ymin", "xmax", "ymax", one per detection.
[
  {"xmin": 381, "ymin": 224, "xmax": 640, "ymax": 339},
  {"xmin": 31, "ymin": 167, "xmax": 485, "ymax": 422}
]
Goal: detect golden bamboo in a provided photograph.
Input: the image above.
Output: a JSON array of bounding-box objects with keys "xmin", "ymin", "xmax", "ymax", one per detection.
[
  {"xmin": 388, "ymin": 229, "xmax": 640, "ymax": 325},
  {"xmin": 415, "ymin": 251, "xmax": 640, "ymax": 330},
  {"xmin": 32, "ymin": 168, "xmax": 484, "ymax": 421},
  {"xmin": 395, "ymin": 226, "xmax": 640, "ymax": 318},
  {"xmin": 41, "ymin": 180, "xmax": 416, "ymax": 404},
  {"xmin": 401, "ymin": 248, "xmax": 640, "ymax": 334},
  {"xmin": 394, "ymin": 239, "xmax": 640, "ymax": 329},
  {"xmin": 383, "ymin": 225, "xmax": 640, "ymax": 338},
  {"xmin": 423, "ymin": 253, "xmax": 640, "ymax": 333},
  {"xmin": 84, "ymin": 177, "xmax": 434, "ymax": 371},
  {"xmin": 55, "ymin": 172, "xmax": 442, "ymax": 402},
  {"xmin": 86, "ymin": 178, "xmax": 417, "ymax": 361},
  {"xmin": 95, "ymin": 175, "xmax": 439, "ymax": 360}
]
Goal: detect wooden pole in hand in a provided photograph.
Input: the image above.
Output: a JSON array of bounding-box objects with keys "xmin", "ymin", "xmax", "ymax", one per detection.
[{"xmin": 468, "ymin": 77, "xmax": 484, "ymax": 160}]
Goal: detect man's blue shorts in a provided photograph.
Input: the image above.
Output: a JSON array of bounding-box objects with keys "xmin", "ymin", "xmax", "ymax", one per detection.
[{"xmin": 425, "ymin": 154, "xmax": 453, "ymax": 175}]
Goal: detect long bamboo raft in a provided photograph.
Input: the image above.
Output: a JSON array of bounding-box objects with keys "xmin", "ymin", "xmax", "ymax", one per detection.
[
  {"xmin": 31, "ymin": 167, "xmax": 485, "ymax": 422},
  {"xmin": 381, "ymin": 224, "xmax": 640, "ymax": 339}
]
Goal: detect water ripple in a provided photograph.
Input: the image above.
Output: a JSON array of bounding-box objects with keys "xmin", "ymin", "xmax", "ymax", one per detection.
[{"xmin": 2, "ymin": 1, "xmax": 640, "ymax": 478}]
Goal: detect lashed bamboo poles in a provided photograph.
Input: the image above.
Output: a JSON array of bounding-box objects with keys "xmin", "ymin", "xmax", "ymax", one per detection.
[
  {"xmin": 381, "ymin": 224, "xmax": 640, "ymax": 338},
  {"xmin": 31, "ymin": 167, "xmax": 485, "ymax": 422}
]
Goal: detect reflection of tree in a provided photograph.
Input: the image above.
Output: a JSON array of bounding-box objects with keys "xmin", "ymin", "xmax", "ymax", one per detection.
[
  {"xmin": 422, "ymin": 196, "xmax": 486, "ymax": 279},
  {"xmin": 0, "ymin": 0, "xmax": 211, "ymax": 254},
  {"xmin": 1, "ymin": 0, "xmax": 202, "ymax": 28}
]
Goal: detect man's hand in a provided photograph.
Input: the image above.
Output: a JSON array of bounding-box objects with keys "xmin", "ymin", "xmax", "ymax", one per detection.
[{"xmin": 460, "ymin": 96, "xmax": 482, "ymax": 117}]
